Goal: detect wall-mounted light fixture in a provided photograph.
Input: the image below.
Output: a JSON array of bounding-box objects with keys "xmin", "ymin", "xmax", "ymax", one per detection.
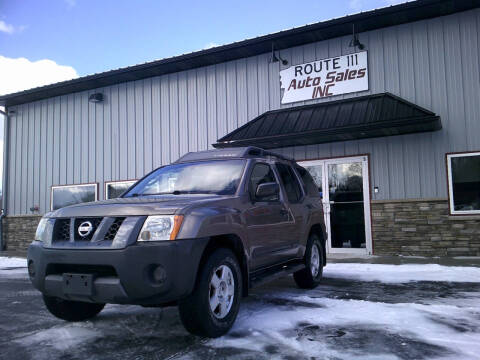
[
  {"xmin": 269, "ymin": 43, "xmax": 288, "ymax": 66},
  {"xmin": 88, "ymin": 92, "xmax": 104, "ymax": 103},
  {"xmin": 349, "ymin": 24, "xmax": 365, "ymax": 50}
]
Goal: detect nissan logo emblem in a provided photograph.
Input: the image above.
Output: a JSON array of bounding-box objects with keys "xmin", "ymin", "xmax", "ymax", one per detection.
[{"xmin": 78, "ymin": 221, "xmax": 94, "ymax": 237}]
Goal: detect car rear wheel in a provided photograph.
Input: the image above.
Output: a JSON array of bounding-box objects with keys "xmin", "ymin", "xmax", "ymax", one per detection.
[
  {"xmin": 293, "ymin": 233, "xmax": 324, "ymax": 289},
  {"xmin": 178, "ymin": 248, "xmax": 242, "ymax": 338},
  {"xmin": 43, "ymin": 295, "xmax": 105, "ymax": 321}
]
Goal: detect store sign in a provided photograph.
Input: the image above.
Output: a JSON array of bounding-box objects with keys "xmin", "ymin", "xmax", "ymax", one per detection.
[{"xmin": 280, "ymin": 51, "xmax": 368, "ymax": 104}]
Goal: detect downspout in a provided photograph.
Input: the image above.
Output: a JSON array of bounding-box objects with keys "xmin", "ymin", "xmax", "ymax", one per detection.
[{"xmin": 0, "ymin": 108, "xmax": 9, "ymax": 251}]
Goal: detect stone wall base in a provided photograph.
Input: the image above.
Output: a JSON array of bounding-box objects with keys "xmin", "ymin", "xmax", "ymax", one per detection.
[
  {"xmin": 1, "ymin": 201, "xmax": 479, "ymax": 256},
  {"xmin": 372, "ymin": 199, "xmax": 480, "ymax": 256},
  {"xmin": 2, "ymin": 215, "xmax": 42, "ymax": 251}
]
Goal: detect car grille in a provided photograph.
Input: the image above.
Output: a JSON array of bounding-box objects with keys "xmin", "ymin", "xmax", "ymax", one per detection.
[
  {"xmin": 104, "ymin": 217, "xmax": 125, "ymax": 241},
  {"xmin": 52, "ymin": 217, "xmax": 125, "ymax": 243},
  {"xmin": 53, "ymin": 218, "xmax": 70, "ymax": 242},
  {"xmin": 46, "ymin": 264, "xmax": 117, "ymax": 277}
]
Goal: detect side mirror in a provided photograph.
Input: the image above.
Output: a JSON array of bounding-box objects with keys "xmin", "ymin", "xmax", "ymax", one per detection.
[{"xmin": 255, "ymin": 182, "xmax": 279, "ymax": 201}]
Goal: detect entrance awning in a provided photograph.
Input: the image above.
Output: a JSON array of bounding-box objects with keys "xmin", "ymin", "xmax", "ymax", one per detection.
[{"xmin": 213, "ymin": 93, "xmax": 441, "ymax": 149}]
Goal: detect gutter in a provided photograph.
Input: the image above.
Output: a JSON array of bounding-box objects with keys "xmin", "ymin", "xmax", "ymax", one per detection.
[{"xmin": 0, "ymin": 108, "xmax": 8, "ymax": 251}]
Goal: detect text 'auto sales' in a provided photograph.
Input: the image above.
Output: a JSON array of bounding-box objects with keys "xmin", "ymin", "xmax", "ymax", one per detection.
[{"xmin": 279, "ymin": 51, "xmax": 368, "ymax": 104}]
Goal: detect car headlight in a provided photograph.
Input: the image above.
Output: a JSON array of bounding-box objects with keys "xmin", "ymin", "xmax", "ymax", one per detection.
[
  {"xmin": 138, "ymin": 215, "xmax": 184, "ymax": 242},
  {"xmin": 35, "ymin": 217, "xmax": 54, "ymax": 243}
]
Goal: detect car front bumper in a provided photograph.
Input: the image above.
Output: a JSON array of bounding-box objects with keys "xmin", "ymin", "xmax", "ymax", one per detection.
[{"xmin": 27, "ymin": 238, "xmax": 209, "ymax": 305}]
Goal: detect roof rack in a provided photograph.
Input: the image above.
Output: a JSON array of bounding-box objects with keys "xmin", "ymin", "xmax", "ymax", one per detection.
[
  {"xmin": 243, "ymin": 147, "xmax": 293, "ymax": 161},
  {"xmin": 174, "ymin": 146, "xmax": 293, "ymax": 163}
]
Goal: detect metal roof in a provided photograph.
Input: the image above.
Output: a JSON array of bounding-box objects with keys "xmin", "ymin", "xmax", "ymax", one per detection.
[
  {"xmin": 1, "ymin": 0, "xmax": 479, "ymax": 107},
  {"xmin": 213, "ymin": 93, "xmax": 442, "ymax": 149}
]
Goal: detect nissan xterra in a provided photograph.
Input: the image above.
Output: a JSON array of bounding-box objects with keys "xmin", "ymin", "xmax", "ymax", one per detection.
[{"xmin": 28, "ymin": 147, "xmax": 327, "ymax": 338}]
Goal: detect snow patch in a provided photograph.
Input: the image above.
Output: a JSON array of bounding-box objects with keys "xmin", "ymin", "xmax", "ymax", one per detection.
[
  {"xmin": 0, "ymin": 257, "xmax": 28, "ymax": 278},
  {"xmin": 209, "ymin": 296, "xmax": 480, "ymax": 359},
  {"xmin": 324, "ymin": 263, "xmax": 480, "ymax": 283},
  {"xmin": 16, "ymin": 323, "xmax": 102, "ymax": 351},
  {"xmin": 2, "ymin": 261, "xmax": 480, "ymax": 359},
  {"xmin": 0, "ymin": 257, "xmax": 26, "ymax": 269}
]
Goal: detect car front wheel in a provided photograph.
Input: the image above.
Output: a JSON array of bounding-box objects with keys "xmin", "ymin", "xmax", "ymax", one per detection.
[{"xmin": 178, "ymin": 248, "xmax": 242, "ymax": 338}]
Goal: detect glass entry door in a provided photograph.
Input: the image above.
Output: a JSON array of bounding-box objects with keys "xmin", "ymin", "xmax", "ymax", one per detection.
[{"xmin": 299, "ymin": 156, "xmax": 372, "ymax": 255}]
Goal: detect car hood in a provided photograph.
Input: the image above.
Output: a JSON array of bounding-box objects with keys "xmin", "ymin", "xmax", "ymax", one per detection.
[{"xmin": 49, "ymin": 195, "xmax": 226, "ymax": 217}]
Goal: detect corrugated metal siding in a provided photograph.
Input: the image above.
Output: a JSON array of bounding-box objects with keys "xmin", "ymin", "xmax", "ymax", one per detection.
[{"xmin": 5, "ymin": 9, "xmax": 480, "ymax": 215}]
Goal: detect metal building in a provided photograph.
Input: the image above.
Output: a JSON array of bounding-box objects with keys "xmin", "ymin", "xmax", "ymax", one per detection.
[{"xmin": 1, "ymin": 0, "xmax": 479, "ymax": 256}]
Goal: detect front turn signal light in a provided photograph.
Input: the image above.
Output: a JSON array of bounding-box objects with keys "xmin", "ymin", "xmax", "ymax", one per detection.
[{"xmin": 170, "ymin": 215, "xmax": 184, "ymax": 240}]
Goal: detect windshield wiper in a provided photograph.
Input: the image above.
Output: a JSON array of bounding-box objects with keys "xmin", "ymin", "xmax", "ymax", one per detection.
[{"xmin": 150, "ymin": 190, "xmax": 186, "ymax": 195}]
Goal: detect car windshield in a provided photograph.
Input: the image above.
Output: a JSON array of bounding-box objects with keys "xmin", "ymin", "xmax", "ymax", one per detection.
[{"xmin": 124, "ymin": 159, "xmax": 246, "ymax": 197}]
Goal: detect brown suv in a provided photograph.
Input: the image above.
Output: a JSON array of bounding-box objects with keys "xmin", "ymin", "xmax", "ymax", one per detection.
[{"xmin": 28, "ymin": 146, "xmax": 327, "ymax": 337}]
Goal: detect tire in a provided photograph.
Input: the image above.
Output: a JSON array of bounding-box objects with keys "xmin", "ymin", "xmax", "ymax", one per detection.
[
  {"xmin": 43, "ymin": 295, "xmax": 105, "ymax": 322},
  {"xmin": 178, "ymin": 248, "xmax": 242, "ymax": 338},
  {"xmin": 293, "ymin": 233, "xmax": 324, "ymax": 289}
]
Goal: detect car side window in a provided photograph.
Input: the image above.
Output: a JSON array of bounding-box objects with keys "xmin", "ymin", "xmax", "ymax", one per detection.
[
  {"xmin": 295, "ymin": 166, "xmax": 320, "ymax": 197},
  {"xmin": 276, "ymin": 163, "xmax": 303, "ymax": 203},
  {"xmin": 249, "ymin": 163, "xmax": 278, "ymax": 201}
]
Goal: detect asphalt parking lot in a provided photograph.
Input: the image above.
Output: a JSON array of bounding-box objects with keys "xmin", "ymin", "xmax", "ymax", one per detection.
[{"xmin": 1, "ymin": 258, "xmax": 480, "ymax": 360}]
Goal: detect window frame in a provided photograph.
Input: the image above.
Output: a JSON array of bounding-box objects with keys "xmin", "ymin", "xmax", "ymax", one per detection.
[
  {"xmin": 274, "ymin": 162, "xmax": 305, "ymax": 204},
  {"xmin": 446, "ymin": 151, "xmax": 480, "ymax": 216},
  {"xmin": 105, "ymin": 180, "xmax": 137, "ymax": 199},
  {"xmin": 50, "ymin": 183, "xmax": 98, "ymax": 211},
  {"xmin": 294, "ymin": 165, "xmax": 320, "ymax": 198}
]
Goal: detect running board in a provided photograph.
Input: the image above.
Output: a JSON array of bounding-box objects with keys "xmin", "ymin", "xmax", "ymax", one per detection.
[{"xmin": 250, "ymin": 262, "xmax": 305, "ymax": 288}]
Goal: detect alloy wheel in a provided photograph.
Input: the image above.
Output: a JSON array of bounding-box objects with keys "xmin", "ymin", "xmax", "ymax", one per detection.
[
  {"xmin": 209, "ymin": 264, "xmax": 235, "ymax": 319},
  {"xmin": 310, "ymin": 244, "xmax": 320, "ymax": 277}
]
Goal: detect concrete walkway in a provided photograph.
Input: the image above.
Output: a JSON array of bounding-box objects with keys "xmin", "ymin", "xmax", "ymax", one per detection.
[
  {"xmin": 0, "ymin": 250, "xmax": 27, "ymax": 258},
  {"xmin": 327, "ymin": 253, "xmax": 480, "ymax": 267}
]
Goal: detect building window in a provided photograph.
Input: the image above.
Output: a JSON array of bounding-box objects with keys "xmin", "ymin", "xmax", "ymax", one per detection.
[
  {"xmin": 105, "ymin": 180, "xmax": 136, "ymax": 199},
  {"xmin": 51, "ymin": 184, "xmax": 98, "ymax": 211},
  {"xmin": 447, "ymin": 152, "xmax": 480, "ymax": 215}
]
